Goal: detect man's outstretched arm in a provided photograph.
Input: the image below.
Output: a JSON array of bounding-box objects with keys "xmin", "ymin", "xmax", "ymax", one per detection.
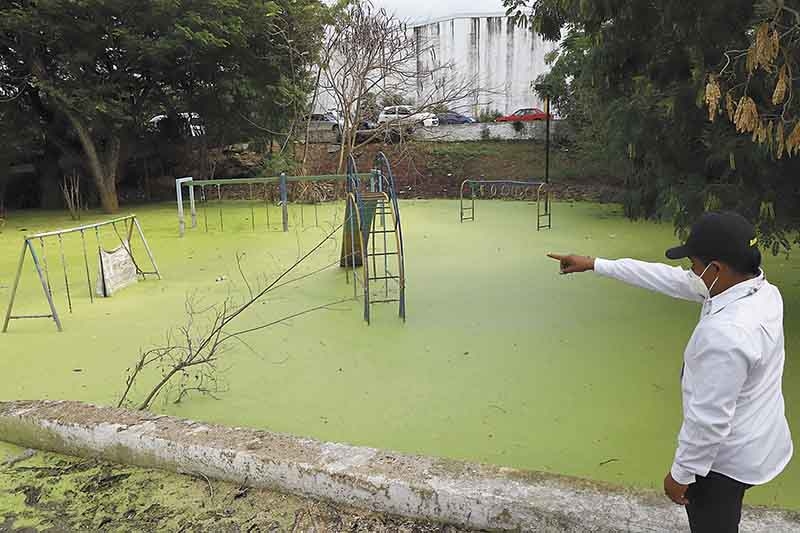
[{"xmin": 547, "ymin": 254, "xmax": 704, "ymax": 303}]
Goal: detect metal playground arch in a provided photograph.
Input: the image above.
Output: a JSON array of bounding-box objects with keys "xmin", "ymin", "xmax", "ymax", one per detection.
[
  {"xmin": 459, "ymin": 179, "xmax": 552, "ymax": 231},
  {"xmin": 341, "ymin": 153, "xmax": 406, "ymax": 324}
]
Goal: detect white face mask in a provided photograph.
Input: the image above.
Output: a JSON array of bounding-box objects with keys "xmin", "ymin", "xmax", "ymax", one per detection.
[{"xmin": 689, "ymin": 263, "xmax": 719, "ymax": 300}]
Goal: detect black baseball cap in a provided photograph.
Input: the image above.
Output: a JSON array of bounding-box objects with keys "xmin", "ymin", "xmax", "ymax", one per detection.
[{"xmin": 665, "ymin": 211, "xmax": 758, "ymax": 264}]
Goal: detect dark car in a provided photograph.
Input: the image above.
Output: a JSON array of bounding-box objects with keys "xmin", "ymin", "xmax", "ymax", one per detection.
[
  {"xmin": 355, "ymin": 121, "xmax": 380, "ymax": 143},
  {"xmin": 437, "ymin": 112, "xmax": 476, "ymax": 125}
]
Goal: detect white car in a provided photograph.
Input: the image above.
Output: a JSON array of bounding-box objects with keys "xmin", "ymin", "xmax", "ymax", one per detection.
[
  {"xmin": 148, "ymin": 112, "xmax": 206, "ymax": 137},
  {"xmin": 377, "ymin": 106, "xmax": 439, "ymax": 127}
]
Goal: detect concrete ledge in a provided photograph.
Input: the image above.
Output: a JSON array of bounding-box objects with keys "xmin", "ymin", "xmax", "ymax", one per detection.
[
  {"xmin": 0, "ymin": 400, "xmax": 797, "ymax": 532},
  {"xmin": 414, "ymin": 121, "xmax": 570, "ymax": 143}
]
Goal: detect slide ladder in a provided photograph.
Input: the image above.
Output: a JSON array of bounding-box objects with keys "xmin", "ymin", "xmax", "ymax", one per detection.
[{"xmin": 341, "ymin": 153, "xmax": 406, "ymax": 324}]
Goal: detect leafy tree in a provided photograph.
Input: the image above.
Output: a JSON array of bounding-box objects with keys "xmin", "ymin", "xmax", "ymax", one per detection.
[
  {"xmin": 0, "ymin": 0, "xmax": 324, "ymax": 212},
  {"xmin": 704, "ymin": 2, "xmax": 800, "ymax": 158},
  {"xmin": 477, "ymin": 109, "xmax": 503, "ymax": 123},
  {"xmin": 506, "ymin": 0, "xmax": 800, "ymax": 253}
]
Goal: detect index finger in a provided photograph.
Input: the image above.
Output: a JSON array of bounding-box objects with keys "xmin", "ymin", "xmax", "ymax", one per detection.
[{"xmin": 547, "ymin": 253, "xmax": 566, "ymax": 261}]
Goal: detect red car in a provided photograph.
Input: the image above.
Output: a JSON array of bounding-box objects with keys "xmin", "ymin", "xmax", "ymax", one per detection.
[{"xmin": 495, "ymin": 108, "xmax": 551, "ymax": 122}]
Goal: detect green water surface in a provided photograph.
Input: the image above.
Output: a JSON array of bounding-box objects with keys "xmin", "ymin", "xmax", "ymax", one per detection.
[{"xmin": 0, "ymin": 200, "xmax": 797, "ymax": 509}]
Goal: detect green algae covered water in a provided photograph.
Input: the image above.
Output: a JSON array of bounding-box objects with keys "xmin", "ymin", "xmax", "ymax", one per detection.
[{"xmin": 0, "ymin": 200, "xmax": 797, "ymax": 509}]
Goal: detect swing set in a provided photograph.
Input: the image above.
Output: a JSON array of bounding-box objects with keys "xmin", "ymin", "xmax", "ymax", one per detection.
[
  {"xmin": 175, "ymin": 172, "xmax": 372, "ymax": 237},
  {"xmin": 459, "ymin": 179, "xmax": 552, "ymax": 230},
  {"xmin": 173, "ymin": 152, "xmax": 406, "ymax": 325},
  {"xmin": 2, "ymin": 215, "xmax": 161, "ymax": 333}
]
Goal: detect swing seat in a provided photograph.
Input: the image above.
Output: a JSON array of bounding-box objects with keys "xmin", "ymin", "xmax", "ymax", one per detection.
[{"xmin": 96, "ymin": 240, "xmax": 139, "ymax": 297}]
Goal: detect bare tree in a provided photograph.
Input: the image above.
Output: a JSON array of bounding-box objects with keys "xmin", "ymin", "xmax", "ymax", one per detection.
[
  {"xmin": 61, "ymin": 170, "xmax": 83, "ymax": 221},
  {"xmin": 318, "ymin": 1, "xmax": 485, "ymax": 172}
]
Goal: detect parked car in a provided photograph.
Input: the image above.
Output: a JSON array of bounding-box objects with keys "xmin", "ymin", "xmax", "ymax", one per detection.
[
  {"xmin": 148, "ymin": 112, "xmax": 206, "ymax": 137},
  {"xmin": 378, "ymin": 106, "xmax": 439, "ymax": 127},
  {"xmin": 355, "ymin": 120, "xmax": 381, "ymax": 143},
  {"xmin": 437, "ymin": 112, "xmax": 476, "ymax": 125},
  {"xmin": 495, "ymin": 108, "xmax": 551, "ymax": 122},
  {"xmin": 307, "ymin": 112, "xmax": 343, "ymax": 135}
]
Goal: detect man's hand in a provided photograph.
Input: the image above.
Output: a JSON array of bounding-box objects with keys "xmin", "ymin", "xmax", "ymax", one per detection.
[
  {"xmin": 663, "ymin": 472, "xmax": 690, "ymax": 505},
  {"xmin": 547, "ymin": 253, "xmax": 595, "ymax": 274}
]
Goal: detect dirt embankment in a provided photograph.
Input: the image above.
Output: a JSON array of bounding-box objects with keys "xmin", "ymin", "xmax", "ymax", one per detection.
[{"xmin": 146, "ymin": 140, "xmax": 624, "ymax": 204}]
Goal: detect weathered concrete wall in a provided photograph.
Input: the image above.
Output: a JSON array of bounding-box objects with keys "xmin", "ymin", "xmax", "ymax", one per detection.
[
  {"xmin": 414, "ymin": 121, "xmax": 569, "ymax": 142},
  {"xmin": 412, "ymin": 14, "xmax": 558, "ymax": 116},
  {"xmin": 314, "ymin": 13, "xmax": 558, "ymax": 118},
  {"xmin": 306, "ymin": 122, "xmax": 569, "ymax": 145},
  {"xmin": 0, "ymin": 400, "xmax": 797, "ymax": 532}
]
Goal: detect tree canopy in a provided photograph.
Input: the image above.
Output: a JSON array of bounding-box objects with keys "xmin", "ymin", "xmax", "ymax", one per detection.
[
  {"xmin": 505, "ymin": 0, "xmax": 800, "ymax": 253},
  {"xmin": 0, "ymin": 0, "xmax": 325, "ymax": 212}
]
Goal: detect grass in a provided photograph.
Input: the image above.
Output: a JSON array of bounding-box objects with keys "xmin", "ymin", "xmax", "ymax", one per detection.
[
  {"xmin": 417, "ymin": 140, "xmax": 620, "ymax": 184},
  {"xmin": 0, "ymin": 199, "xmax": 798, "ymax": 510}
]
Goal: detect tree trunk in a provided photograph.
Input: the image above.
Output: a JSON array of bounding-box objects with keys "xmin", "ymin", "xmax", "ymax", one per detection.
[
  {"xmin": 302, "ymin": 67, "xmax": 323, "ymax": 173},
  {"xmin": 142, "ymin": 157, "xmax": 152, "ymax": 201},
  {"xmin": 66, "ymin": 111, "xmax": 120, "ymax": 213},
  {"xmin": 97, "ymin": 182, "xmax": 119, "ymax": 212},
  {"xmin": 37, "ymin": 139, "xmax": 62, "ymax": 209},
  {"xmin": 336, "ymin": 113, "xmax": 351, "ymax": 174}
]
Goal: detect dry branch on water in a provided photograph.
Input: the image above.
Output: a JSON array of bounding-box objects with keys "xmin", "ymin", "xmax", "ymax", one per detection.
[
  {"xmin": 117, "ymin": 295, "xmax": 232, "ymax": 410},
  {"xmin": 118, "ymin": 221, "xmax": 356, "ymax": 410}
]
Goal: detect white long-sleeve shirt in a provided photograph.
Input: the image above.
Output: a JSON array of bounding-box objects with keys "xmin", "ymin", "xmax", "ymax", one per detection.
[{"xmin": 594, "ymin": 258, "xmax": 793, "ymax": 485}]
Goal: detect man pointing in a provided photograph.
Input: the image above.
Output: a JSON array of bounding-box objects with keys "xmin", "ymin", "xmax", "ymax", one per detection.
[{"xmin": 549, "ymin": 211, "xmax": 793, "ymax": 533}]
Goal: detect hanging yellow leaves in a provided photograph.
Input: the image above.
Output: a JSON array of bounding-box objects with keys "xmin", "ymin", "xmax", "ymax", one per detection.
[
  {"xmin": 705, "ymin": 76, "xmax": 721, "ymax": 121},
  {"xmin": 772, "ymin": 65, "xmax": 789, "ymax": 105},
  {"xmin": 752, "ymin": 120, "xmax": 769, "ymax": 144},
  {"xmin": 703, "ymin": 16, "xmax": 797, "ymax": 158},
  {"xmin": 748, "ymin": 23, "xmax": 780, "ymax": 73},
  {"xmin": 787, "ymin": 122, "xmax": 800, "ymax": 157},
  {"xmin": 776, "ymin": 122, "xmax": 785, "ymax": 159},
  {"xmin": 766, "ymin": 120, "xmax": 774, "ymax": 148},
  {"xmin": 733, "ymin": 96, "xmax": 759, "ymax": 133},
  {"xmin": 725, "ymin": 93, "xmax": 736, "ymax": 121}
]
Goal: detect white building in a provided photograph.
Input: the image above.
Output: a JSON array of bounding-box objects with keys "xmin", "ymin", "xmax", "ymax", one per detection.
[
  {"xmin": 315, "ymin": 12, "xmax": 558, "ymax": 120},
  {"xmin": 412, "ymin": 13, "xmax": 558, "ymax": 117}
]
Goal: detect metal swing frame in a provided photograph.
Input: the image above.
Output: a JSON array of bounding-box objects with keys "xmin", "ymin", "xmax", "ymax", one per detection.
[
  {"xmin": 459, "ymin": 179, "xmax": 551, "ymax": 230},
  {"xmin": 2, "ymin": 215, "xmax": 160, "ymax": 333},
  {"xmin": 175, "ymin": 172, "xmax": 372, "ymax": 237}
]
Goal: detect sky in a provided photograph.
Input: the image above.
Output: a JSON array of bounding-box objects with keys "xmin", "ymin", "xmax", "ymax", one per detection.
[{"xmin": 371, "ymin": 0, "xmax": 508, "ymax": 24}]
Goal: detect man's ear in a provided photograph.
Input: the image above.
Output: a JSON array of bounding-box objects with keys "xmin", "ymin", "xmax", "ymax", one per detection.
[{"xmin": 710, "ymin": 260, "xmax": 725, "ymax": 275}]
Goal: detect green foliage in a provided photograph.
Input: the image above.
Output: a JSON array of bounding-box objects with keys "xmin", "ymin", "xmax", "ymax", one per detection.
[
  {"xmin": 477, "ymin": 109, "xmax": 503, "ymax": 123},
  {"xmin": 509, "ymin": 0, "xmax": 800, "ymax": 253},
  {"xmin": 0, "ymin": 0, "xmax": 326, "ymax": 207},
  {"xmin": 380, "ymin": 93, "xmax": 414, "ymax": 108},
  {"xmin": 359, "ymin": 92, "xmax": 382, "ymax": 121},
  {"xmin": 260, "ymin": 151, "xmax": 299, "ymax": 176}
]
